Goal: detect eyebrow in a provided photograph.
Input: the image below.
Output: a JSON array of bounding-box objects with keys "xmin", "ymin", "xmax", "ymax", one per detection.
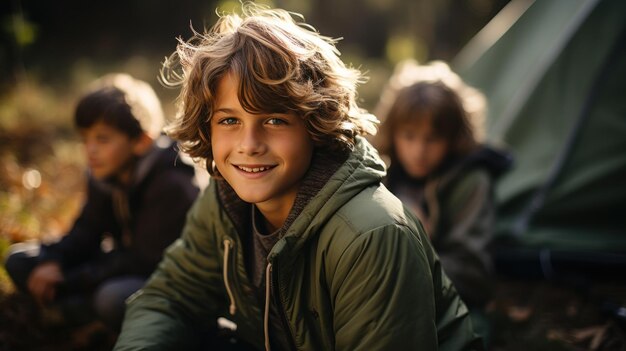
[
  {"xmin": 213, "ymin": 108, "xmax": 237, "ymax": 114},
  {"xmin": 213, "ymin": 108, "xmax": 292, "ymax": 118}
]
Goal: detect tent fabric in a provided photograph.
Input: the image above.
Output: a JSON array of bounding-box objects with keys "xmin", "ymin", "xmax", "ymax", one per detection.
[{"xmin": 453, "ymin": 0, "xmax": 626, "ymax": 252}]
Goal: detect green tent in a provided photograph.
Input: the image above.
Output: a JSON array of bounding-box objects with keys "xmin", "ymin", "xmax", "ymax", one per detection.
[{"xmin": 453, "ymin": 0, "xmax": 626, "ymax": 270}]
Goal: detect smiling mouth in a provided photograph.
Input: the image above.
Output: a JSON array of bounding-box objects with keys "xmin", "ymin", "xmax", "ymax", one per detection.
[{"xmin": 236, "ymin": 165, "xmax": 276, "ymax": 173}]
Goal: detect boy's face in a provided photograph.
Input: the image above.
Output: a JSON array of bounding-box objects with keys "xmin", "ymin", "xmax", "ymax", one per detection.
[
  {"xmin": 210, "ymin": 73, "xmax": 314, "ymax": 215},
  {"xmin": 80, "ymin": 121, "xmax": 140, "ymax": 182},
  {"xmin": 393, "ymin": 118, "xmax": 449, "ymax": 179}
]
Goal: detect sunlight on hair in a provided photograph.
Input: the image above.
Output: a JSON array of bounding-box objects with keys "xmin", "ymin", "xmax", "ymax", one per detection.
[
  {"xmin": 375, "ymin": 59, "xmax": 486, "ymax": 142},
  {"xmin": 86, "ymin": 73, "xmax": 165, "ymax": 139}
]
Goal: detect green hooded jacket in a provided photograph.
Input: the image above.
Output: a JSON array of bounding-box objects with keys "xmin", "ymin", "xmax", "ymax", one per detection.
[{"xmin": 114, "ymin": 137, "xmax": 480, "ymax": 351}]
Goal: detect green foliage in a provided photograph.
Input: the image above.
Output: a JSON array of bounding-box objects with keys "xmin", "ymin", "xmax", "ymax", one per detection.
[
  {"xmin": 216, "ymin": 0, "xmax": 277, "ymax": 14},
  {"xmin": 386, "ymin": 34, "xmax": 427, "ymax": 64},
  {"xmin": 2, "ymin": 14, "xmax": 37, "ymax": 47},
  {"xmin": 0, "ymin": 236, "xmax": 15, "ymax": 294}
]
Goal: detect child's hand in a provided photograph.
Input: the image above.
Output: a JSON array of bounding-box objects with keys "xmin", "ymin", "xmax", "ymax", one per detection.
[{"xmin": 27, "ymin": 262, "xmax": 64, "ymax": 305}]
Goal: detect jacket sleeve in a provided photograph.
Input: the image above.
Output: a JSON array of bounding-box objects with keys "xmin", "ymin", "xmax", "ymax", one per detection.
[
  {"xmin": 61, "ymin": 170, "xmax": 199, "ymax": 292},
  {"xmin": 114, "ymin": 187, "xmax": 226, "ymax": 350},
  {"xmin": 330, "ymin": 224, "xmax": 438, "ymax": 351},
  {"xmin": 128, "ymin": 169, "xmax": 199, "ymax": 274},
  {"xmin": 435, "ymin": 169, "xmax": 494, "ymax": 307},
  {"xmin": 39, "ymin": 177, "xmax": 117, "ymax": 267}
]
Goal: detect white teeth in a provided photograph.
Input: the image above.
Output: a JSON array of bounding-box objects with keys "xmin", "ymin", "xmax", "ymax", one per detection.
[{"xmin": 238, "ymin": 166, "xmax": 271, "ymax": 173}]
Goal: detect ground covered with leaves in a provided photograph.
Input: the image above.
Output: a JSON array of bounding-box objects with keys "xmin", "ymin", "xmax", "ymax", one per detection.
[{"xmin": 487, "ymin": 280, "xmax": 626, "ymax": 351}]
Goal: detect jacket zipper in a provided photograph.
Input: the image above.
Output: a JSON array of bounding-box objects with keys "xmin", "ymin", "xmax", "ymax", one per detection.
[
  {"xmin": 223, "ymin": 239, "xmax": 237, "ymax": 315},
  {"xmin": 265, "ymin": 262, "xmax": 297, "ymax": 351}
]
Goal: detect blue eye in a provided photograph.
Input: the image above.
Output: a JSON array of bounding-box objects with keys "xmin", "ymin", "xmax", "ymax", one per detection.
[
  {"xmin": 218, "ymin": 117, "xmax": 238, "ymax": 125},
  {"xmin": 267, "ymin": 117, "xmax": 287, "ymax": 125}
]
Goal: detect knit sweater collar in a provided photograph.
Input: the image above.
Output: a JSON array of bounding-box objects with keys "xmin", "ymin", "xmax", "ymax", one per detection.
[{"xmin": 216, "ymin": 148, "xmax": 349, "ymax": 240}]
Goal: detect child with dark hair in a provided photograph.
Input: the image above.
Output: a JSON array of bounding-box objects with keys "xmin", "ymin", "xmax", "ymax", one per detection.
[
  {"xmin": 374, "ymin": 60, "xmax": 511, "ymax": 311},
  {"xmin": 115, "ymin": 5, "xmax": 481, "ymax": 351},
  {"xmin": 4, "ymin": 74, "xmax": 200, "ymax": 332}
]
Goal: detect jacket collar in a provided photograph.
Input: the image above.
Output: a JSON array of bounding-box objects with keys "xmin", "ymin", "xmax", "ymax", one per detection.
[
  {"xmin": 216, "ymin": 136, "xmax": 387, "ymax": 262},
  {"xmin": 92, "ymin": 135, "xmax": 177, "ymax": 192},
  {"xmin": 132, "ymin": 135, "xmax": 175, "ymax": 187}
]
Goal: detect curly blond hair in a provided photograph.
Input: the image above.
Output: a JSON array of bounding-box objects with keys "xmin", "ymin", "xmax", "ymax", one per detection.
[{"xmin": 161, "ymin": 3, "xmax": 377, "ymax": 174}]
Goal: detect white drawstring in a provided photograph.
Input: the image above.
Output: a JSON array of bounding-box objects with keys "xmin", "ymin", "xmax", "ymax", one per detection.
[
  {"xmin": 223, "ymin": 239, "xmax": 237, "ymax": 315},
  {"xmin": 264, "ymin": 263, "xmax": 272, "ymax": 351}
]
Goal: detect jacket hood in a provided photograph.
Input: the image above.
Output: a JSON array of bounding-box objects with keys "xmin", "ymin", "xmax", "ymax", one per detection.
[
  {"xmin": 270, "ymin": 136, "xmax": 387, "ymax": 261},
  {"xmin": 436, "ymin": 143, "xmax": 513, "ymax": 191},
  {"xmin": 132, "ymin": 135, "xmax": 193, "ymax": 187}
]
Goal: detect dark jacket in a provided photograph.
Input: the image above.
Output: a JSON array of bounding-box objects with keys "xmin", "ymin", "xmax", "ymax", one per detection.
[
  {"xmin": 115, "ymin": 137, "xmax": 480, "ymax": 351},
  {"xmin": 39, "ymin": 135, "xmax": 199, "ymax": 293},
  {"xmin": 386, "ymin": 145, "xmax": 512, "ymax": 307}
]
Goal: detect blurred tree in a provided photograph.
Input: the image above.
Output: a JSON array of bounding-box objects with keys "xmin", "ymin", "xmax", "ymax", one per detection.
[
  {"xmin": 0, "ymin": 0, "xmax": 512, "ymax": 116},
  {"xmin": 1, "ymin": 0, "xmax": 508, "ymax": 81}
]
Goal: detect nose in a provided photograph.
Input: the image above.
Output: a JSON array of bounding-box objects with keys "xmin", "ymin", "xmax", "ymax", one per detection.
[
  {"xmin": 411, "ymin": 139, "xmax": 427, "ymax": 160},
  {"xmin": 237, "ymin": 124, "xmax": 266, "ymax": 155},
  {"xmin": 84, "ymin": 140, "xmax": 97, "ymax": 157}
]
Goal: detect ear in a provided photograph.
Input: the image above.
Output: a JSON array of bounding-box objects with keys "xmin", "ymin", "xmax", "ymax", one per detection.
[{"xmin": 132, "ymin": 133, "xmax": 154, "ymax": 156}]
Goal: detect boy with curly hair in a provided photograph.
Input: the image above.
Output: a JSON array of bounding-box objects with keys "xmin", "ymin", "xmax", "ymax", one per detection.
[{"xmin": 115, "ymin": 4, "xmax": 480, "ymax": 350}]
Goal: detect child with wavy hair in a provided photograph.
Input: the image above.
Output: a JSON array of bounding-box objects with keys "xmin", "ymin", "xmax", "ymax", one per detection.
[
  {"xmin": 374, "ymin": 60, "xmax": 511, "ymax": 311},
  {"xmin": 115, "ymin": 5, "xmax": 480, "ymax": 350}
]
